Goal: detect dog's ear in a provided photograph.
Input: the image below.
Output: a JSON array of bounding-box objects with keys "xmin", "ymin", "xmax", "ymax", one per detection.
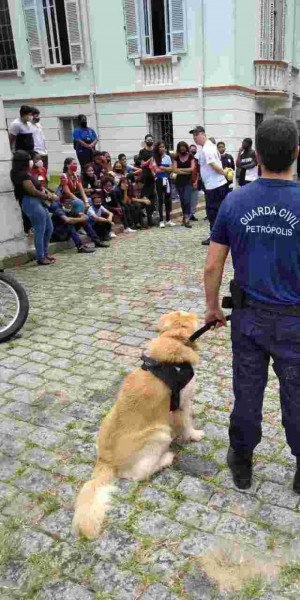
[{"xmin": 157, "ymin": 311, "xmax": 182, "ymax": 332}]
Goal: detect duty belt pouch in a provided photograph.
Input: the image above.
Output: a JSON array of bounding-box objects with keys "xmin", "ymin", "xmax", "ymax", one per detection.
[{"xmin": 222, "ymin": 280, "xmax": 246, "ymax": 310}]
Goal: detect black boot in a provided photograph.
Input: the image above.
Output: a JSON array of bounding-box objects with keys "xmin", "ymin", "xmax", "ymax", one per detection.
[
  {"xmin": 227, "ymin": 447, "xmax": 253, "ymax": 490},
  {"xmin": 293, "ymin": 457, "xmax": 300, "ymax": 494}
]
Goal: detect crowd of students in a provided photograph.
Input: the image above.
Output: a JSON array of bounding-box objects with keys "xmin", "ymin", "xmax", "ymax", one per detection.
[{"xmin": 9, "ymin": 107, "xmax": 259, "ymax": 265}]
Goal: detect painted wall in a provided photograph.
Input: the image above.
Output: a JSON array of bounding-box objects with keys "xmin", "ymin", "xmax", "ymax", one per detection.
[
  {"xmin": 202, "ymin": 0, "xmax": 236, "ymax": 87},
  {"xmin": 234, "ymin": 0, "xmax": 258, "ymax": 87},
  {"xmin": 293, "ymin": 0, "xmax": 300, "ymax": 68},
  {"xmin": 0, "ymin": 100, "xmax": 26, "ymax": 259}
]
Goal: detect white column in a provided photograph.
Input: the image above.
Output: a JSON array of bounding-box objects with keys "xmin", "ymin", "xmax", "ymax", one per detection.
[{"xmin": 0, "ymin": 98, "xmax": 27, "ymax": 260}]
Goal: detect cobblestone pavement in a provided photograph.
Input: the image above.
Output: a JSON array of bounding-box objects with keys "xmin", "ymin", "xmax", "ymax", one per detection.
[{"xmin": 0, "ymin": 222, "xmax": 300, "ymax": 599}]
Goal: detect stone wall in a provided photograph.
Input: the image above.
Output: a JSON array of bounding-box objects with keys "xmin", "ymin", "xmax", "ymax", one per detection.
[{"xmin": 0, "ymin": 99, "xmax": 27, "ymax": 260}]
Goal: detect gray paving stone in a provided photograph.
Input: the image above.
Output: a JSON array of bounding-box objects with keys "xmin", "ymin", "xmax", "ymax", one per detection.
[
  {"xmin": 41, "ymin": 508, "xmax": 73, "ymax": 538},
  {"xmin": 92, "ymin": 528, "xmax": 138, "ymax": 563},
  {"xmin": 215, "ymin": 514, "xmax": 269, "ymax": 548},
  {"xmin": 137, "ymin": 513, "xmax": 185, "ymax": 539},
  {"xmin": 257, "ymin": 480, "xmax": 298, "ymax": 509},
  {"xmin": 141, "ymin": 583, "xmax": 178, "ymax": 599},
  {"xmin": 27, "ymin": 427, "xmax": 66, "ymax": 448},
  {"xmin": 180, "ymin": 531, "xmax": 218, "ymax": 557},
  {"xmin": 177, "ymin": 475, "xmax": 214, "ymax": 502},
  {"xmin": 0, "ymin": 432, "xmax": 26, "ymax": 456},
  {"xmin": 19, "ymin": 529, "xmax": 53, "ymax": 557},
  {"xmin": 183, "ymin": 567, "xmax": 217, "ymax": 600},
  {"xmin": 209, "ymin": 489, "xmax": 259, "ymax": 517},
  {"xmin": 139, "ymin": 486, "xmax": 174, "ymax": 511},
  {"xmin": 257, "ymin": 503, "xmax": 300, "ymax": 533},
  {"xmin": 92, "ymin": 561, "xmax": 140, "ymax": 596},
  {"xmin": 40, "ymin": 582, "xmax": 94, "ymax": 600},
  {"xmin": 14, "ymin": 467, "xmax": 58, "ymax": 494},
  {"xmin": 0, "ymin": 456, "xmax": 23, "ymax": 479},
  {"xmin": 176, "ymin": 500, "xmax": 220, "ymax": 531},
  {"xmin": 176, "ymin": 454, "xmax": 219, "ymax": 478}
]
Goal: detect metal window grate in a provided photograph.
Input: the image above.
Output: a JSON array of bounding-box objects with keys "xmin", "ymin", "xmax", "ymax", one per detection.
[
  {"xmin": 148, "ymin": 112, "xmax": 174, "ymax": 150},
  {"xmin": 0, "ymin": 0, "xmax": 17, "ymax": 71},
  {"xmin": 59, "ymin": 117, "xmax": 78, "ymax": 144}
]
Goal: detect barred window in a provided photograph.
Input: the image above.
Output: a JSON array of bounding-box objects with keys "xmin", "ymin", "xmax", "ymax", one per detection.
[
  {"xmin": 148, "ymin": 113, "xmax": 174, "ymax": 150},
  {"xmin": 59, "ymin": 117, "xmax": 77, "ymax": 144},
  {"xmin": 0, "ymin": 0, "xmax": 17, "ymax": 71}
]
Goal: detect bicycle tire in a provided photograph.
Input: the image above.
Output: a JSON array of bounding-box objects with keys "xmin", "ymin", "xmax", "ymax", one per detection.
[{"xmin": 0, "ymin": 272, "xmax": 29, "ymax": 343}]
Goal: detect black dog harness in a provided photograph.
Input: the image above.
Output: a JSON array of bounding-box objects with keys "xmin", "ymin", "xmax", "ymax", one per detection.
[
  {"xmin": 141, "ymin": 354, "xmax": 194, "ymax": 411},
  {"xmin": 141, "ymin": 316, "xmax": 232, "ymax": 412}
]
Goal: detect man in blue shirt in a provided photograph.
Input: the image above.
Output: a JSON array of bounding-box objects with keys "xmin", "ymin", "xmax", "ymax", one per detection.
[
  {"xmin": 73, "ymin": 115, "xmax": 98, "ymax": 168},
  {"xmin": 204, "ymin": 116, "xmax": 300, "ymax": 492}
]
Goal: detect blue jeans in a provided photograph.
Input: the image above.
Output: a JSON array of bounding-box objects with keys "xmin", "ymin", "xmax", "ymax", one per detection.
[
  {"xmin": 231, "ymin": 306, "xmax": 300, "ymax": 456},
  {"xmin": 22, "ymin": 196, "xmax": 53, "ymax": 260},
  {"xmin": 177, "ymin": 184, "xmax": 192, "ymax": 218},
  {"xmin": 190, "ymin": 188, "xmax": 199, "ymax": 216}
]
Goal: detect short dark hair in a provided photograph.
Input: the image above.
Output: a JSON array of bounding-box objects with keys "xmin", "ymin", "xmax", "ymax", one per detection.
[
  {"xmin": 118, "ymin": 153, "xmax": 126, "ymax": 160},
  {"xmin": 31, "ymin": 107, "xmax": 40, "ymax": 116},
  {"xmin": 256, "ymin": 116, "xmax": 298, "ymax": 173},
  {"xmin": 145, "ymin": 133, "xmax": 153, "ymax": 140},
  {"xmin": 243, "ymin": 137, "xmax": 252, "ymax": 146},
  {"xmin": 20, "ymin": 105, "xmax": 33, "ymax": 117},
  {"xmin": 217, "ymin": 141, "xmax": 225, "ymax": 147}
]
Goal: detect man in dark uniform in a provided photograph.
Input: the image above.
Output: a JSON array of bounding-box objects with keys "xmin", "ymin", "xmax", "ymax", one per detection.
[{"xmin": 204, "ymin": 116, "xmax": 300, "ymax": 492}]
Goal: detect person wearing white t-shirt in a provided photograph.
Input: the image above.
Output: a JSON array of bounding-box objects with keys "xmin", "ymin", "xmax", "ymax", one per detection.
[
  {"xmin": 190, "ymin": 125, "xmax": 228, "ymax": 246},
  {"xmin": 32, "ymin": 108, "xmax": 48, "ymax": 171}
]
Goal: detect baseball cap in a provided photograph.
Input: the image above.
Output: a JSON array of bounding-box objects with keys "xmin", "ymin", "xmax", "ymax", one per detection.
[{"xmin": 189, "ymin": 125, "xmax": 205, "ymax": 134}]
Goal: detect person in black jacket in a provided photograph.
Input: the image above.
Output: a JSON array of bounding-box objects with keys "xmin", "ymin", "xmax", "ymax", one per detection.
[{"xmin": 217, "ymin": 141, "xmax": 235, "ymax": 170}]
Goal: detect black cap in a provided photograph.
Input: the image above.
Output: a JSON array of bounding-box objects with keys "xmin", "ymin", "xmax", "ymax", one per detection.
[{"xmin": 189, "ymin": 125, "xmax": 205, "ymax": 134}]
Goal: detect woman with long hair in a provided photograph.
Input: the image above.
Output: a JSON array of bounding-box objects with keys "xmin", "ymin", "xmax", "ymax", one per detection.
[
  {"xmin": 59, "ymin": 157, "xmax": 89, "ymax": 209},
  {"xmin": 152, "ymin": 141, "xmax": 175, "ymax": 228},
  {"xmin": 173, "ymin": 141, "xmax": 196, "ymax": 228},
  {"xmin": 11, "ymin": 150, "xmax": 55, "ymax": 265}
]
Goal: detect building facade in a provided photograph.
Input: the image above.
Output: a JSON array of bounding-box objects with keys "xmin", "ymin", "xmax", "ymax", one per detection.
[{"xmin": 1, "ymin": 0, "xmax": 300, "ymax": 172}]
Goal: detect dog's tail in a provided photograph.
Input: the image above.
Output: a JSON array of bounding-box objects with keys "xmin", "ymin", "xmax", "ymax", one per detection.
[{"xmin": 72, "ymin": 462, "xmax": 116, "ymax": 539}]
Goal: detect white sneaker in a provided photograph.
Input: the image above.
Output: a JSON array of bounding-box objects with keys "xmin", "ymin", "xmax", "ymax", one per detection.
[
  {"xmin": 124, "ymin": 228, "xmax": 137, "ymax": 233},
  {"xmin": 165, "ymin": 221, "xmax": 176, "ymax": 227},
  {"xmin": 110, "ymin": 232, "xmax": 117, "ymax": 238},
  {"xmin": 159, "ymin": 222, "xmax": 165, "ymax": 228}
]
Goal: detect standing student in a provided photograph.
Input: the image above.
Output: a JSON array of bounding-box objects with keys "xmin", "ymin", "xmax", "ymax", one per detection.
[
  {"xmin": 10, "ymin": 150, "xmax": 55, "ymax": 265},
  {"xmin": 190, "ymin": 125, "xmax": 228, "ymax": 245},
  {"xmin": 9, "ymin": 105, "xmax": 34, "ymax": 155},
  {"xmin": 152, "ymin": 141, "xmax": 175, "ymax": 227},
  {"xmin": 236, "ymin": 138, "xmax": 258, "ymax": 186},
  {"xmin": 217, "ymin": 141, "xmax": 235, "ymax": 171},
  {"xmin": 73, "ymin": 115, "xmax": 98, "ymax": 168},
  {"xmin": 138, "ymin": 134, "xmax": 156, "ymax": 226},
  {"xmin": 173, "ymin": 141, "xmax": 195, "ymax": 228},
  {"xmin": 32, "ymin": 108, "xmax": 48, "ymax": 171},
  {"xmin": 189, "ymin": 144, "xmax": 200, "ymax": 221}
]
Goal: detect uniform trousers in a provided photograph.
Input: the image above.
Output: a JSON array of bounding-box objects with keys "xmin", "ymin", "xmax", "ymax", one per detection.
[
  {"xmin": 205, "ymin": 183, "xmax": 229, "ymax": 231},
  {"xmin": 230, "ymin": 305, "xmax": 300, "ymax": 456}
]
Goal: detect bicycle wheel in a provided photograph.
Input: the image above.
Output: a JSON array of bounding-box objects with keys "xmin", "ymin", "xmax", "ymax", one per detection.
[{"xmin": 0, "ymin": 272, "xmax": 29, "ymax": 343}]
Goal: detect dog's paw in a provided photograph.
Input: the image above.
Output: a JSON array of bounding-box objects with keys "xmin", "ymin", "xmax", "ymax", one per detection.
[
  {"xmin": 159, "ymin": 451, "xmax": 174, "ymax": 470},
  {"xmin": 189, "ymin": 429, "xmax": 205, "ymax": 442}
]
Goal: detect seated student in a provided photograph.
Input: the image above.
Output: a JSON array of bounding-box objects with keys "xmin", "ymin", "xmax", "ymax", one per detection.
[
  {"xmin": 93, "ymin": 151, "xmax": 106, "ymax": 180},
  {"xmin": 118, "ymin": 153, "xmax": 141, "ymax": 175},
  {"xmin": 59, "ymin": 157, "xmax": 89, "ymax": 209},
  {"xmin": 49, "ymin": 198, "xmax": 107, "ymax": 250},
  {"xmin": 112, "ymin": 160, "xmax": 125, "ymax": 185},
  {"xmin": 87, "ymin": 192, "xmax": 114, "ymax": 242},
  {"xmin": 82, "ymin": 163, "xmax": 102, "ymax": 196},
  {"xmin": 30, "ymin": 153, "xmax": 48, "ymax": 189},
  {"xmin": 124, "ymin": 173, "xmax": 152, "ymax": 228},
  {"xmin": 101, "ymin": 177, "xmax": 136, "ymax": 233}
]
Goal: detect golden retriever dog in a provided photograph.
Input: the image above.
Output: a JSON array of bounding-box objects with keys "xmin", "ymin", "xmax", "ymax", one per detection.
[{"xmin": 73, "ymin": 311, "xmax": 203, "ymax": 539}]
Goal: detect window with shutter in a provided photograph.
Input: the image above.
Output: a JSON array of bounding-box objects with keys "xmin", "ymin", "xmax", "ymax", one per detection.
[
  {"xmin": 123, "ymin": 0, "xmax": 140, "ymax": 57},
  {"xmin": 64, "ymin": 0, "xmax": 84, "ymax": 64},
  {"xmin": 23, "ymin": 0, "xmax": 44, "ymax": 67},
  {"xmin": 167, "ymin": 0, "xmax": 186, "ymax": 53},
  {"xmin": 259, "ymin": 0, "xmax": 286, "ymax": 60},
  {"xmin": 123, "ymin": 0, "xmax": 186, "ymax": 58}
]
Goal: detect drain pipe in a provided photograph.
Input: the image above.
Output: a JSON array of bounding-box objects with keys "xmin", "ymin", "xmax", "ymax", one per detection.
[{"xmin": 84, "ymin": 0, "xmax": 101, "ymax": 145}]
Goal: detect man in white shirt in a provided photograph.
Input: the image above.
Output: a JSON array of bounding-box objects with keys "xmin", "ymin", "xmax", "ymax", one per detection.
[
  {"xmin": 32, "ymin": 108, "xmax": 48, "ymax": 171},
  {"xmin": 189, "ymin": 125, "xmax": 228, "ymax": 246},
  {"xmin": 9, "ymin": 105, "xmax": 35, "ymax": 155}
]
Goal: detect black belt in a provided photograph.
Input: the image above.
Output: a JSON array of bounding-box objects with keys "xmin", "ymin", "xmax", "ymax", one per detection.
[{"xmin": 245, "ymin": 297, "xmax": 300, "ymax": 316}]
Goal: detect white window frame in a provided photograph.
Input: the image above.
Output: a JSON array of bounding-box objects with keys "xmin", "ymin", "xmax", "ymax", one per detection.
[
  {"xmin": 123, "ymin": 0, "xmax": 186, "ymax": 58},
  {"xmin": 59, "ymin": 116, "xmax": 77, "ymax": 145},
  {"xmin": 22, "ymin": 0, "xmax": 84, "ymax": 69}
]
